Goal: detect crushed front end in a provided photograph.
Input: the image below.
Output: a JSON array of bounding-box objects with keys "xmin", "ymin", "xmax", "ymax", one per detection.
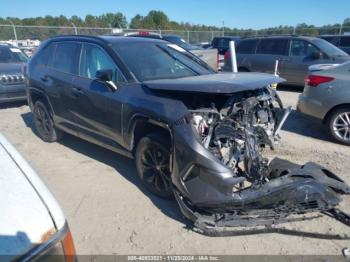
[{"xmin": 169, "ymin": 86, "xmax": 350, "ymax": 235}]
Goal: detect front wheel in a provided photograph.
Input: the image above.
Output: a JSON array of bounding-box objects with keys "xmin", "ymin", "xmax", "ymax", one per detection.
[
  {"xmin": 135, "ymin": 133, "xmax": 173, "ymax": 199},
  {"xmin": 327, "ymin": 107, "xmax": 350, "ymax": 146}
]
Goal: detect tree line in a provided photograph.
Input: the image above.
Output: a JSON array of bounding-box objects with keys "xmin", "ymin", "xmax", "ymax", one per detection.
[{"xmin": 0, "ymin": 10, "xmax": 349, "ymax": 42}]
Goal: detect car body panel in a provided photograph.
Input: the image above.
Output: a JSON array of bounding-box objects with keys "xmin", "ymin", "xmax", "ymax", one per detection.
[
  {"xmin": 321, "ymin": 35, "xmax": 350, "ymax": 54},
  {"xmin": 0, "ymin": 62, "xmax": 26, "ymax": 103},
  {"xmin": 298, "ymin": 61, "xmax": 350, "ymax": 120},
  {"xmin": 211, "ymin": 36, "xmax": 241, "ymax": 55},
  {"xmin": 0, "ymin": 45, "xmax": 27, "ymax": 103},
  {"xmin": 0, "ymin": 133, "xmax": 66, "ymax": 260},
  {"xmin": 143, "ymin": 72, "xmax": 285, "ymax": 94}
]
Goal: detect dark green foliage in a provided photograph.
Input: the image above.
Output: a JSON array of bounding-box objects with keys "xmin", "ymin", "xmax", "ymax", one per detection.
[{"xmin": 0, "ymin": 10, "xmax": 349, "ymax": 42}]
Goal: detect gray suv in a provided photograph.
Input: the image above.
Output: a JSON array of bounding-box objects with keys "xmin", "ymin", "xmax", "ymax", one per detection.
[{"xmin": 223, "ymin": 36, "xmax": 350, "ymax": 86}]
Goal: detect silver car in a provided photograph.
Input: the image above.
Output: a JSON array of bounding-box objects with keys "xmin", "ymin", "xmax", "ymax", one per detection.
[
  {"xmin": 0, "ymin": 133, "xmax": 76, "ymax": 260},
  {"xmin": 297, "ymin": 61, "xmax": 350, "ymax": 145}
]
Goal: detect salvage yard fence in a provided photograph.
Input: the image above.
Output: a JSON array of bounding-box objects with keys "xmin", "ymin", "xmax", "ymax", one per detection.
[{"xmin": 0, "ymin": 24, "xmax": 350, "ymax": 47}]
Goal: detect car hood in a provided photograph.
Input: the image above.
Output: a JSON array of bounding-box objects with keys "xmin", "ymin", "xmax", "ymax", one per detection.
[
  {"xmin": 143, "ymin": 72, "xmax": 285, "ymax": 94},
  {"xmin": 0, "ymin": 62, "xmax": 24, "ymax": 75},
  {"xmin": 332, "ymin": 55, "xmax": 350, "ymax": 63}
]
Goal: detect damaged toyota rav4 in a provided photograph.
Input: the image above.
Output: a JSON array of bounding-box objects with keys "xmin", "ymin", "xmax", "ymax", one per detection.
[{"xmin": 26, "ymin": 36, "xmax": 350, "ymax": 235}]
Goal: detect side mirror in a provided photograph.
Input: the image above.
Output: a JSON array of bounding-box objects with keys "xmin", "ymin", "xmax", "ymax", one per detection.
[
  {"xmin": 95, "ymin": 69, "xmax": 118, "ymax": 91},
  {"xmin": 308, "ymin": 51, "xmax": 322, "ymax": 60},
  {"xmin": 95, "ymin": 69, "xmax": 113, "ymax": 82}
]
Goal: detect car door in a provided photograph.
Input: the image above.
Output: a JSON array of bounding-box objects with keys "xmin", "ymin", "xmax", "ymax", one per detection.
[
  {"xmin": 250, "ymin": 38, "xmax": 290, "ymax": 77},
  {"xmin": 70, "ymin": 42, "xmax": 128, "ymax": 149},
  {"xmin": 43, "ymin": 41, "xmax": 82, "ymax": 132},
  {"xmin": 283, "ymin": 39, "xmax": 328, "ymax": 85}
]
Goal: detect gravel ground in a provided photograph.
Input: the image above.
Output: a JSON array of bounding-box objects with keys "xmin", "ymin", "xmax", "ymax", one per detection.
[{"xmin": 0, "ymin": 87, "xmax": 349, "ymax": 255}]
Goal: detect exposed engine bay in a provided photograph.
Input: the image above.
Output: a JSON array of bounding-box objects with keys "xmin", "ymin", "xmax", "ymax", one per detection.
[
  {"xmin": 169, "ymin": 86, "xmax": 350, "ymax": 237},
  {"xmin": 190, "ymin": 87, "xmax": 289, "ymax": 185}
]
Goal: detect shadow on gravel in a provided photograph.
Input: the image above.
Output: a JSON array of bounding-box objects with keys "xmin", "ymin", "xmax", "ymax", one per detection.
[
  {"xmin": 281, "ymin": 109, "xmax": 335, "ymax": 143},
  {"xmin": 277, "ymin": 84, "xmax": 304, "ymax": 93},
  {"xmin": 20, "ymin": 112, "xmax": 191, "ymax": 229}
]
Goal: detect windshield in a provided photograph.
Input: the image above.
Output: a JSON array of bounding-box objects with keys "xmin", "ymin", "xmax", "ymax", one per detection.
[
  {"xmin": 112, "ymin": 42, "xmax": 213, "ymax": 81},
  {"xmin": 0, "ymin": 46, "xmax": 28, "ymax": 63},
  {"xmin": 163, "ymin": 36, "xmax": 201, "ymax": 50},
  {"xmin": 312, "ymin": 39, "xmax": 348, "ymax": 57}
]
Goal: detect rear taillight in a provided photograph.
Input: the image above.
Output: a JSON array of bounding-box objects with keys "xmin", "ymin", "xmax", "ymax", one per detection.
[
  {"xmin": 305, "ymin": 75, "xmax": 335, "ymax": 87},
  {"xmin": 138, "ymin": 31, "xmax": 150, "ymax": 36}
]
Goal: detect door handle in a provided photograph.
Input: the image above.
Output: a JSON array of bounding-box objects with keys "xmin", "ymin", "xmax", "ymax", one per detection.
[
  {"xmin": 40, "ymin": 75, "xmax": 49, "ymax": 82},
  {"xmin": 71, "ymin": 87, "xmax": 84, "ymax": 96}
]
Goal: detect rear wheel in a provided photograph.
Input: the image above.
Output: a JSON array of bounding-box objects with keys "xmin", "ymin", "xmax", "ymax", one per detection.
[
  {"xmin": 135, "ymin": 133, "xmax": 173, "ymax": 198},
  {"xmin": 238, "ymin": 67, "xmax": 250, "ymax": 72},
  {"xmin": 33, "ymin": 100, "xmax": 62, "ymax": 142},
  {"xmin": 327, "ymin": 107, "xmax": 350, "ymax": 146}
]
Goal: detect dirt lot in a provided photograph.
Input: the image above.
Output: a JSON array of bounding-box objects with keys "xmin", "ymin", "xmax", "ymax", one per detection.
[{"xmin": 1, "ymin": 88, "xmax": 350, "ymax": 255}]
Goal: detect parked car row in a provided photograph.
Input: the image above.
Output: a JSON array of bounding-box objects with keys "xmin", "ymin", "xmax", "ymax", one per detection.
[
  {"xmin": 22, "ymin": 35, "xmax": 350, "ymax": 236},
  {"xmin": 1, "ymin": 33, "xmax": 350, "ymax": 258}
]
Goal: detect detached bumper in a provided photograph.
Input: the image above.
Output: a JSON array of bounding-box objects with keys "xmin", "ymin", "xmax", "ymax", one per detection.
[
  {"xmin": 0, "ymin": 84, "xmax": 26, "ymax": 103},
  {"xmin": 171, "ymin": 124, "xmax": 240, "ymax": 207},
  {"xmin": 171, "ymin": 123, "xmax": 349, "ymax": 213}
]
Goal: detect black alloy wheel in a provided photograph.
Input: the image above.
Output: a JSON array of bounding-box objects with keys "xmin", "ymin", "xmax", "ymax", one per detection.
[
  {"xmin": 135, "ymin": 133, "xmax": 173, "ymax": 198},
  {"xmin": 33, "ymin": 100, "xmax": 62, "ymax": 142}
]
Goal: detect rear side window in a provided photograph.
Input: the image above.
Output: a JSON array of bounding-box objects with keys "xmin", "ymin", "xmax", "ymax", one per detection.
[
  {"xmin": 340, "ymin": 36, "xmax": 350, "ymax": 47},
  {"xmin": 50, "ymin": 42, "xmax": 80, "ymax": 74},
  {"xmin": 290, "ymin": 40, "xmax": 319, "ymax": 57},
  {"xmin": 236, "ymin": 39, "xmax": 258, "ymax": 54},
  {"xmin": 256, "ymin": 39, "xmax": 289, "ymax": 55}
]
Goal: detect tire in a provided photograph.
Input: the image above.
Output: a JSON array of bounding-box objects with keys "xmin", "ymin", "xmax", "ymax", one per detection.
[
  {"xmin": 33, "ymin": 100, "xmax": 62, "ymax": 142},
  {"xmin": 135, "ymin": 132, "xmax": 173, "ymax": 199},
  {"xmin": 238, "ymin": 67, "xmax": 249, "ymax": 72},
  {"xmin": 327, "ymin": 107, "xmax": 350, "ymax": 146}
]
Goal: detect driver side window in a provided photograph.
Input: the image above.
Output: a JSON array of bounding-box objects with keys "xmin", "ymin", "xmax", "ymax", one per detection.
[
  {"xmin": 79, "ymin": 43, "xmax": 126, "ymax": 83},
  {"xmin": 290, "ymin": 40, "xmax": 319, "ymax": 58}
]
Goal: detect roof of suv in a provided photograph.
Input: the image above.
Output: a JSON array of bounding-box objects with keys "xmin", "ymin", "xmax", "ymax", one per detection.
[
  {"xmin": 240, "ymin": 35, "xmax": 320, "ymax": 41},
  {"xmin": 214, "ymin": 36, "xmax": 240, "ymax": 39},
  {"xmin": 49, "ymin": 35, "xmax": 168, "ymax": 45}
]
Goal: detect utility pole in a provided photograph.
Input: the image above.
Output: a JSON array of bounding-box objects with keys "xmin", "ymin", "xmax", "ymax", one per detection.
[
  {"xmin": 339, "ymin": 21, "xmax": 344, "ymax": 35},
  {"xmin": 222, "ymin": 20, "xmax": 225, "ymax": 36},
  {"xmin": 7, "ymin": 19, "xmax": 17, "ymax": 46},
  {"xmin": 71, "ymin": 22, "xmax": 78, "ymax": 35}
]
